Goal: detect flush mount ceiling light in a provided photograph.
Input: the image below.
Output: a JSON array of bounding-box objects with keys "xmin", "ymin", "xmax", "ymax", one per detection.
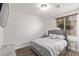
[
  {"xmin": 41, "ymin": 4, "xmax": 47, "ymax": 8},
  {"xmin": 39, "ymin": 4, "xmax": 50, "ymax": 11}
]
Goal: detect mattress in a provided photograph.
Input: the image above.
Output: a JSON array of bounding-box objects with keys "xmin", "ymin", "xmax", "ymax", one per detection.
[{"xmin": 31, "ymin": 37, "xmax": 67, "ymax": 56}]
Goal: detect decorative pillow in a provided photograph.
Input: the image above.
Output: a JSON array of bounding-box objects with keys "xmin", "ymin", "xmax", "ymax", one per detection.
[
  {"xmin": 55, "ymin": 35, "xmax": 65, "ymax": 40},
  {"xmin": 48, "ymin": 33, "xmax": 56, "ymax": 39},
  {"xmin": 49, "ymin": 33, "xmax": 65, "ymax": 40}
]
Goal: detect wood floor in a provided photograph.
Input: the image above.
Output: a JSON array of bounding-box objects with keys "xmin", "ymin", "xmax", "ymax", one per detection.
[
  {"xmin": 16, "ymin": 47, "xmax": 38, "ymax": 56},
  {"xmin": 62, "ymin": 49, "xmax": 79, "ymax": 56},
  {"xmin": 16, "ymin": 47, "xmax": 79, "ymax": 56}
]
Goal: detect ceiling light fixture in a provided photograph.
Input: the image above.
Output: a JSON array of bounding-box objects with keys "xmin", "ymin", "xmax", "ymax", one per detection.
[
  {"xmin": 39, "ymin": 4, "xmax": 50, "ymax": 11},
  {"xmin": 41, "ymin": 4, "xmax": 47, "ymax": 8}
]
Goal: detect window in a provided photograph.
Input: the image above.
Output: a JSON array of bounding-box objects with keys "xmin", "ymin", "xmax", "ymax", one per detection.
[{"xmin": 56, "ymin": 14, "xmax": 77, "ymax": 36}]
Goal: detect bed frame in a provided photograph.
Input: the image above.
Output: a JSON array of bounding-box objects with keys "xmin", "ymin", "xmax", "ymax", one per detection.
[
  {"xmin": 31, "ymin": 46, "xmax": 67, "ymax": 56},
  {"xmin": 31, "ymin": 29, "xmax": 68, "ymax": 56}
]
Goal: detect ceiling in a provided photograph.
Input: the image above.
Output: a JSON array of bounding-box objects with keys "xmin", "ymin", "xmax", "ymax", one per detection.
[{"xmin": 10, "ymin": 3, "xmax": 79, "ymax": 18}]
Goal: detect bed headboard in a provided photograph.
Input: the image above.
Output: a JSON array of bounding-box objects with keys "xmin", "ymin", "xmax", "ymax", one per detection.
[
  {"xmin": 48, "ymin": 30, "xmax": 65, "ymax": 35},
  {"xmin": 48, "ymin": 29, "xmax": 67, "ymax": 41}
]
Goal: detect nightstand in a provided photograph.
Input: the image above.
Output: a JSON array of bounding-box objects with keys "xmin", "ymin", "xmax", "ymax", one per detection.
[{"xmin": 68, "ymin": 36, "xmax": 79, "ymax": 52}]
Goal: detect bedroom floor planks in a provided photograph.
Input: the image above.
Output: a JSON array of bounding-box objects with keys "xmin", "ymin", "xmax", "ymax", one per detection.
[
  {"xmin": 62, "ymin": 49, "xmax": 79, "ymax": 56},
  {"xmin": 16, "ymin": 47, "xmax": 79, "ymax": 56},
  {"xmin": 16, "ymin": 47, "xmax": 38, "ymax": 56}
]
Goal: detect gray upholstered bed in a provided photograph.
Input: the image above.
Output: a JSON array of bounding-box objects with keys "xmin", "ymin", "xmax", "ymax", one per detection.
[{"xmin": 31, "ymin": 29, "xmax": 68, "ymax": 56}]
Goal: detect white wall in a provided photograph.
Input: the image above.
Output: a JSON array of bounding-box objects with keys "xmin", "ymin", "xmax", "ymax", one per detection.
[
  {"xmin": 0, "ymin": 27, "xmax": 4, "ymax": 48},
  {"xmin": 3, "ymin": 4, "xmax": 56, "ymax": 48},
  {"xmin": 40, "ymin": 16, "xmax": 57, "ymax": 35},
  {"xmin": 3, "ymin": 4, "xmax": 45, "ymax": 46},
  {"xmin": 45, "ymin": 18, "xmax": 56, "ymax": 34},
  {"xmin": 47, "ymin": 18, "xmax": 56, "ymax": 30}
]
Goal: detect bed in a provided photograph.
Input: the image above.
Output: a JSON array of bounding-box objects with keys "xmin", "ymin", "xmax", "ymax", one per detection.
[{"xmin": 31, "ymin": 29, "xmax": 68, "ymax": 56}]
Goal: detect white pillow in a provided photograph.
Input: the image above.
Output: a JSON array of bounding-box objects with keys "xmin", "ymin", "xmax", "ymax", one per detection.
[
  {"xmin": 55, "ymin": 35, "xmax": 65, "ymax": 40},
  {"xmin": 49, "ymin": 33, "xmax": 65, "ymax": 40},
  {"xmin": 49, "ymin": 34, "xmax": 56, "ymax": 39}
]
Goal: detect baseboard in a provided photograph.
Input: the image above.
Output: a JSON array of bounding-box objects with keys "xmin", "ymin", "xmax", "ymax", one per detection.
[{"xmin": 15, "ymin": 42, "xmax": 31, "ymax": 49}]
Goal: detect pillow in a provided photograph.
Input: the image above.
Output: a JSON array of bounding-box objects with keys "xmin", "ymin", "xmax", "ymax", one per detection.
[
  {"xmin": 49, "ymin": 33, "xmax": 65, "ymax": 40},
  {"xmin": 48, "ymin": 33, "xmax": 56, "ymax": 39},
  {"xmin": 55, "ymin": 35, "xmax": 65, "ymax": 40}
]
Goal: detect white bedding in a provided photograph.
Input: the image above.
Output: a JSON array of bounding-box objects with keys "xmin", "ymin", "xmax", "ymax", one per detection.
[{"xmin": 31, "ymin": 37, "xmax": 67, "ymax": 56}]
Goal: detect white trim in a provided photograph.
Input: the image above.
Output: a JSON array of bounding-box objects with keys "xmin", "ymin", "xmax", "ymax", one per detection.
[
  {"xmin": 15, "ymin": 42, "xmax": 31, "ymax": 49},
  {"xmin": 54, "ymin": 8, "xmax": 79, "ymax": 18}
]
